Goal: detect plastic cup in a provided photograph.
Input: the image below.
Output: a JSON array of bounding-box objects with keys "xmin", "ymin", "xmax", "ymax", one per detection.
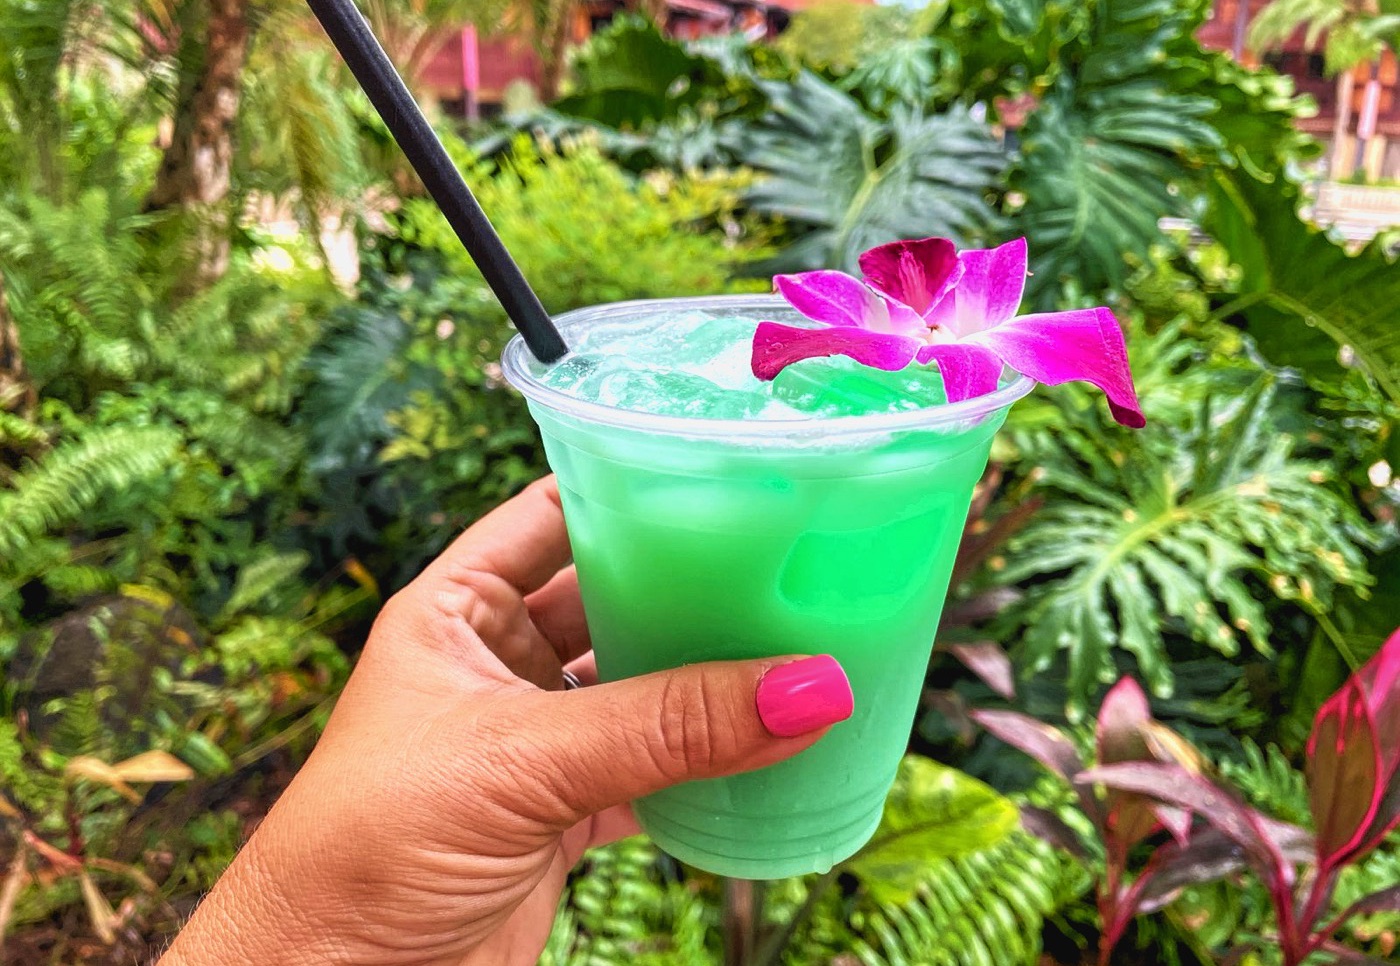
[{"xmin": 502, "ymin": 295, "xmax": 1032, "ymax": 879}]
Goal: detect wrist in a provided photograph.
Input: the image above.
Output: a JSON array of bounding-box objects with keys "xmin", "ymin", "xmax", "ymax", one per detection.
[{"xmin": 158, "ymin": 830, "xmax": 333, "ymax": 966}]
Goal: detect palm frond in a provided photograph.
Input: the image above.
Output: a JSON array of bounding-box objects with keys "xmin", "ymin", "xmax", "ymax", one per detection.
[{"xmin": 1248, "ymin": 0, "xmax": 1348, "ymax": 56}]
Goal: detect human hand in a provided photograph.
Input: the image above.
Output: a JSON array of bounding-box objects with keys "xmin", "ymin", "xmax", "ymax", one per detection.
[{"xmin": 159, "ymin": 476, "xmax": 853, "ymax": 966}]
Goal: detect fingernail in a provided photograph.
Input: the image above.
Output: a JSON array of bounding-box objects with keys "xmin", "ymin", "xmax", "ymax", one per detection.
[{"xmin": 756, "ymin": 655, "xmax": 854, "ymax": 738}]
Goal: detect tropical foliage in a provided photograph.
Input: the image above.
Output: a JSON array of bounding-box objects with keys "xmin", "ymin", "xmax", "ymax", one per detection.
[
  {"xmin": 998, "ymin": 330, "xmax": 1373, "ymax": 707},
  {"xmin": 3, "ymin": 0, "xmax": 1400, "ymax": 962}
]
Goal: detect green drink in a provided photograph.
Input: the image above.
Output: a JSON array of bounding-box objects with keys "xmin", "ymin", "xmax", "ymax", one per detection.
[{"xmin": 502, "ymin": 295, "xmax": 1032, "ymax": 879}]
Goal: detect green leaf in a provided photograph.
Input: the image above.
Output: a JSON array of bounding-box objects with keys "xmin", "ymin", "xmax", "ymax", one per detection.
[
  {"xmin": 176, "ymin": 731, "xmax": 232, "ymax": 778},
  {"xmin": 1207, "ymin": 168, "xmax": 1400, "ymax": 405},
  {"xmin": 739, "ymin": 71, "xmax": 1006, "ymax": 273},
  {"xmin": 553, "ymin": 16, "xmax": 720, "ymax": 129},
  {"xmin": 1014, "ymin": 78, "xmax": 1220, "ymax": 303},
  {"xmin": 0, "ymin": 424, "xmax": 181, "ymax": 559},
  {"xmin": 993, "ymin": 0, "xmax": 1226, "ymax": 303},
  {"xmin": 844, "ymin": 756, "xmax": 1018, "ymax": 902},
  {"xmin": 221, "ymin": 550, "xmax": 310, "ymax": 620},
  {"xmin": 998, "ymin": 327, "xmax": 1376, "ymax": 712},
  {"xmin": 842, "ymin": 834, "xmax": 1084, "ymax": 966}
]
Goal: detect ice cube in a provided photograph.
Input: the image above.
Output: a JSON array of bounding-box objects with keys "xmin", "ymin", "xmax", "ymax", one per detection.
[
  {"xmin": 770, "ymin": 358, "xmax": 948, "ymax": 417},
  {"xmin": 587, "ymin": 366, "xmax": 763, "ymax": 419}
]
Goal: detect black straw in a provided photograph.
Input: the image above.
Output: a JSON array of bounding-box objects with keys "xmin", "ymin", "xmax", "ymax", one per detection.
[{"xmin": 306, "ymin": 0, "xmax": 568, "ymax": 363}]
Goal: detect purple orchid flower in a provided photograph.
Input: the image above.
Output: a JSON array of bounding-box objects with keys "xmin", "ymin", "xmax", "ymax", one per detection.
[{"xmin": 750, "ymin": 237, "xmax": 1146, "ymax": 428}]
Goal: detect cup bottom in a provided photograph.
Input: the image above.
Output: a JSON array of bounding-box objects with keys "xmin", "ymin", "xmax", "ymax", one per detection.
[{"xmin": 635, "ymin": 796, "xmax": 886, "ymax": 880}]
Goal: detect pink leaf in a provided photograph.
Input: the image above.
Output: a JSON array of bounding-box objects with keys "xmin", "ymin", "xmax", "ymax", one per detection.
[
  {"xmin": 1135, "ymin": 828, "xmax": 1251, "ymax": 914},
  {"xmin": 974, "ymin": 307, "xmax": 1146, "ymax": 428},
  {"xmin": 1316, "ymin": 942, "xmax": 1398, "ymax": 965},
  {"xmin": 1079, "ymin": 762, "xmax": 1292, "ymax": 887},
  {"xmin": 971, "ymin": 710, "xmax": 1084, "ymax": 781},
  {"xmin": 750, "ymin": 321, "xmax": 920, "ymax": 381},
  {"xmin": 924, "ymin": 237, "xmax": 1028, "ymax": 337},
  {"xmin": 1358, "ymin": 779, "xmax": 1400, "ymax": 857},
  {"xmin": 1257, "ymin": 815, "xmax": 1316, "ymax": 862},
  {"xmin": 1358, "ymin": 628, "xmax": 1400, "ymax": 750},
  {"xmin": 914, "ymin": 343, "xmax": 1003, "ymax": 403},
  {"xmin": 971, "ymin": 709, "xmax": 1104, "ymax": 826},
  {"xmin": 1136, "ymin": 819, "xmax": 1309, "ymax": 916},
  {"xmin": 946, "ymin": 641, "xmax": 1016, "ymax": 700},
  {"xmin": 1019, "ymin": 804, "xmax": 1088, "ymax": 859},
  {"xmin": 1096, "ymin": 678, "xmax": 1159, "ymax": 849},
  {"xmin": 1307, "ymin": 680, "xmax": 1383, "ymax": 869},
  {"xmin": 1338, "ymin": 882, "xmax": 1400, "ymax": 922},
  {"xmin": 1156, "ymin": 806, "xmax": 1192, "ymax": 846},
  {"xmin": 858, "ymin": 237, "xmax": 963, "ymax": 317},
  {"xmin": 1314, "ymin": 628, "xmax": 1400, "ymax": 860},
  {"xmin": 1097, "ymin": 677, "xmax": 1152, "ymax": 766}
]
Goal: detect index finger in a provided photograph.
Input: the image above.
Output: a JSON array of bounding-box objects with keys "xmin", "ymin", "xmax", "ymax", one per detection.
[{"xmin": 421, "ymin": 475, "xmax": 572, "ymax": 598}]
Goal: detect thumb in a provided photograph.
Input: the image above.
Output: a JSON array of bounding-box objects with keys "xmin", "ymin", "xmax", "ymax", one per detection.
[{"xmin": 501, "ymin": 655, "xmax": 853, "ymax": 828}]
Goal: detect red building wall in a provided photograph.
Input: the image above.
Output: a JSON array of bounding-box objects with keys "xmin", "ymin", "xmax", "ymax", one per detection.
[
  {"xmin": 1199, "ymin": 0, "xmax": 1400, "ymax": 138},
  {"xmin": 418, "ymin": 0, "xmax": 829, "ymax": 112}
]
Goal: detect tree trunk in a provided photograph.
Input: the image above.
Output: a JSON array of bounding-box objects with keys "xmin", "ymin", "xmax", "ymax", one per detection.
[
  {"xmin": 538, "ymin": 0, "xmax": 575, "ymax": 102},
  {"xmin": 0, "ymin": 267, "xmax": 35, "ymax": 420},
  {"xmin": 145, "ymin": 0, "xmax": 251, "ymax": 289}
]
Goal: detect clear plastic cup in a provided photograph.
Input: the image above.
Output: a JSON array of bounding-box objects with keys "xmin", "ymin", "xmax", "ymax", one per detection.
[{"xmin": 503, "ymin": 295, "xmax": 1032, "ymax": 879}]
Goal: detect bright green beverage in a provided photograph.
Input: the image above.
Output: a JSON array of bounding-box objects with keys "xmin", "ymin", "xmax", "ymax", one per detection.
[{"xmin": 502, "ymin": 296, "xmax": 1031, "ymax": 879}]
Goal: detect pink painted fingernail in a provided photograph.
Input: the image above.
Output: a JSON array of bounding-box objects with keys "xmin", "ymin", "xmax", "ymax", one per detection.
[{"xmin": 756, "ymin": 655, "xmax": 854, "ymax": 738}]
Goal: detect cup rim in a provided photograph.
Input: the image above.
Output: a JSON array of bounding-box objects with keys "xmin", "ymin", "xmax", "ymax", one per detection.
[{"xmin": 501, "ymin": 294, "xmax": 1036, "ymax": 441}]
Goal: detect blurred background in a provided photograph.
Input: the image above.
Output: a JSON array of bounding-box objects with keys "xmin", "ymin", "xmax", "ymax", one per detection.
[{"xmin": 0, "ymin": 0, "xmax": 1398, "ymax": 962}]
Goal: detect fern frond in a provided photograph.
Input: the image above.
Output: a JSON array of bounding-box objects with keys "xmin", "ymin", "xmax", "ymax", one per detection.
[
  {"xmin": 40, "ymin": 562, "xmax": 119, "ymax": 601},
  {"xmin": 0, "ymin": 716, "xmax": 63, "ymax": 815},
  {"xmin": 44, "ymin": 690, "xmax": 103, "ymax": 758},
  {"xmin": 1218, "ymin": 740, "xmax": 1309, "ymax": 826},
  {"xmin": 846, "ymin": 834, "xmax": 1080, "ymax": 966},
  {"xmin": 0, "ymin": 409, "xmax": 48, "ymax": 447},
  {"xmin": 221, "ymin": 550, "xmax": 310, "ymax": 620},
  {"xmin": 543, "ymin": 837, "xmax": 717, "ymax": 965},
  {"xmin": 0, "ymin": 424, "xmax": 180, "ymax": 558}
]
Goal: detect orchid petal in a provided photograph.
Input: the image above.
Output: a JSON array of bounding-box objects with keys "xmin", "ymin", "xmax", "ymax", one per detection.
[
  {"xmin": 879, "ymin": 298, "xmax": 931, "ymax": 337},
  {"xmin": 859, "ymin": 237, "xmax": 963, "ymax": 318},
  {"xmin": 774, "ymin": 271, "xmax": 889, "ymax": 331},
  {"xmin": 972, "ymin": 307, "xmax": 1146, "ymax": 428},
  {"xmin": 925, "ymin": 237, "xmax": 1028, "ymax": 337},
  {"xmin": 751, "ymin": 321, "xmax": 920, "ymax": 381},
  {"xmin": 914, "ymin": 343, "xmax": 1002, "ymax": 403}
]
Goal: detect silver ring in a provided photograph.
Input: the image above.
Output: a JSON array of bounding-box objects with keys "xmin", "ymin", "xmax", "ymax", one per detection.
[{"xmin": 561, "ymin": 670, "xmax": 583, "ymax": 691}]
